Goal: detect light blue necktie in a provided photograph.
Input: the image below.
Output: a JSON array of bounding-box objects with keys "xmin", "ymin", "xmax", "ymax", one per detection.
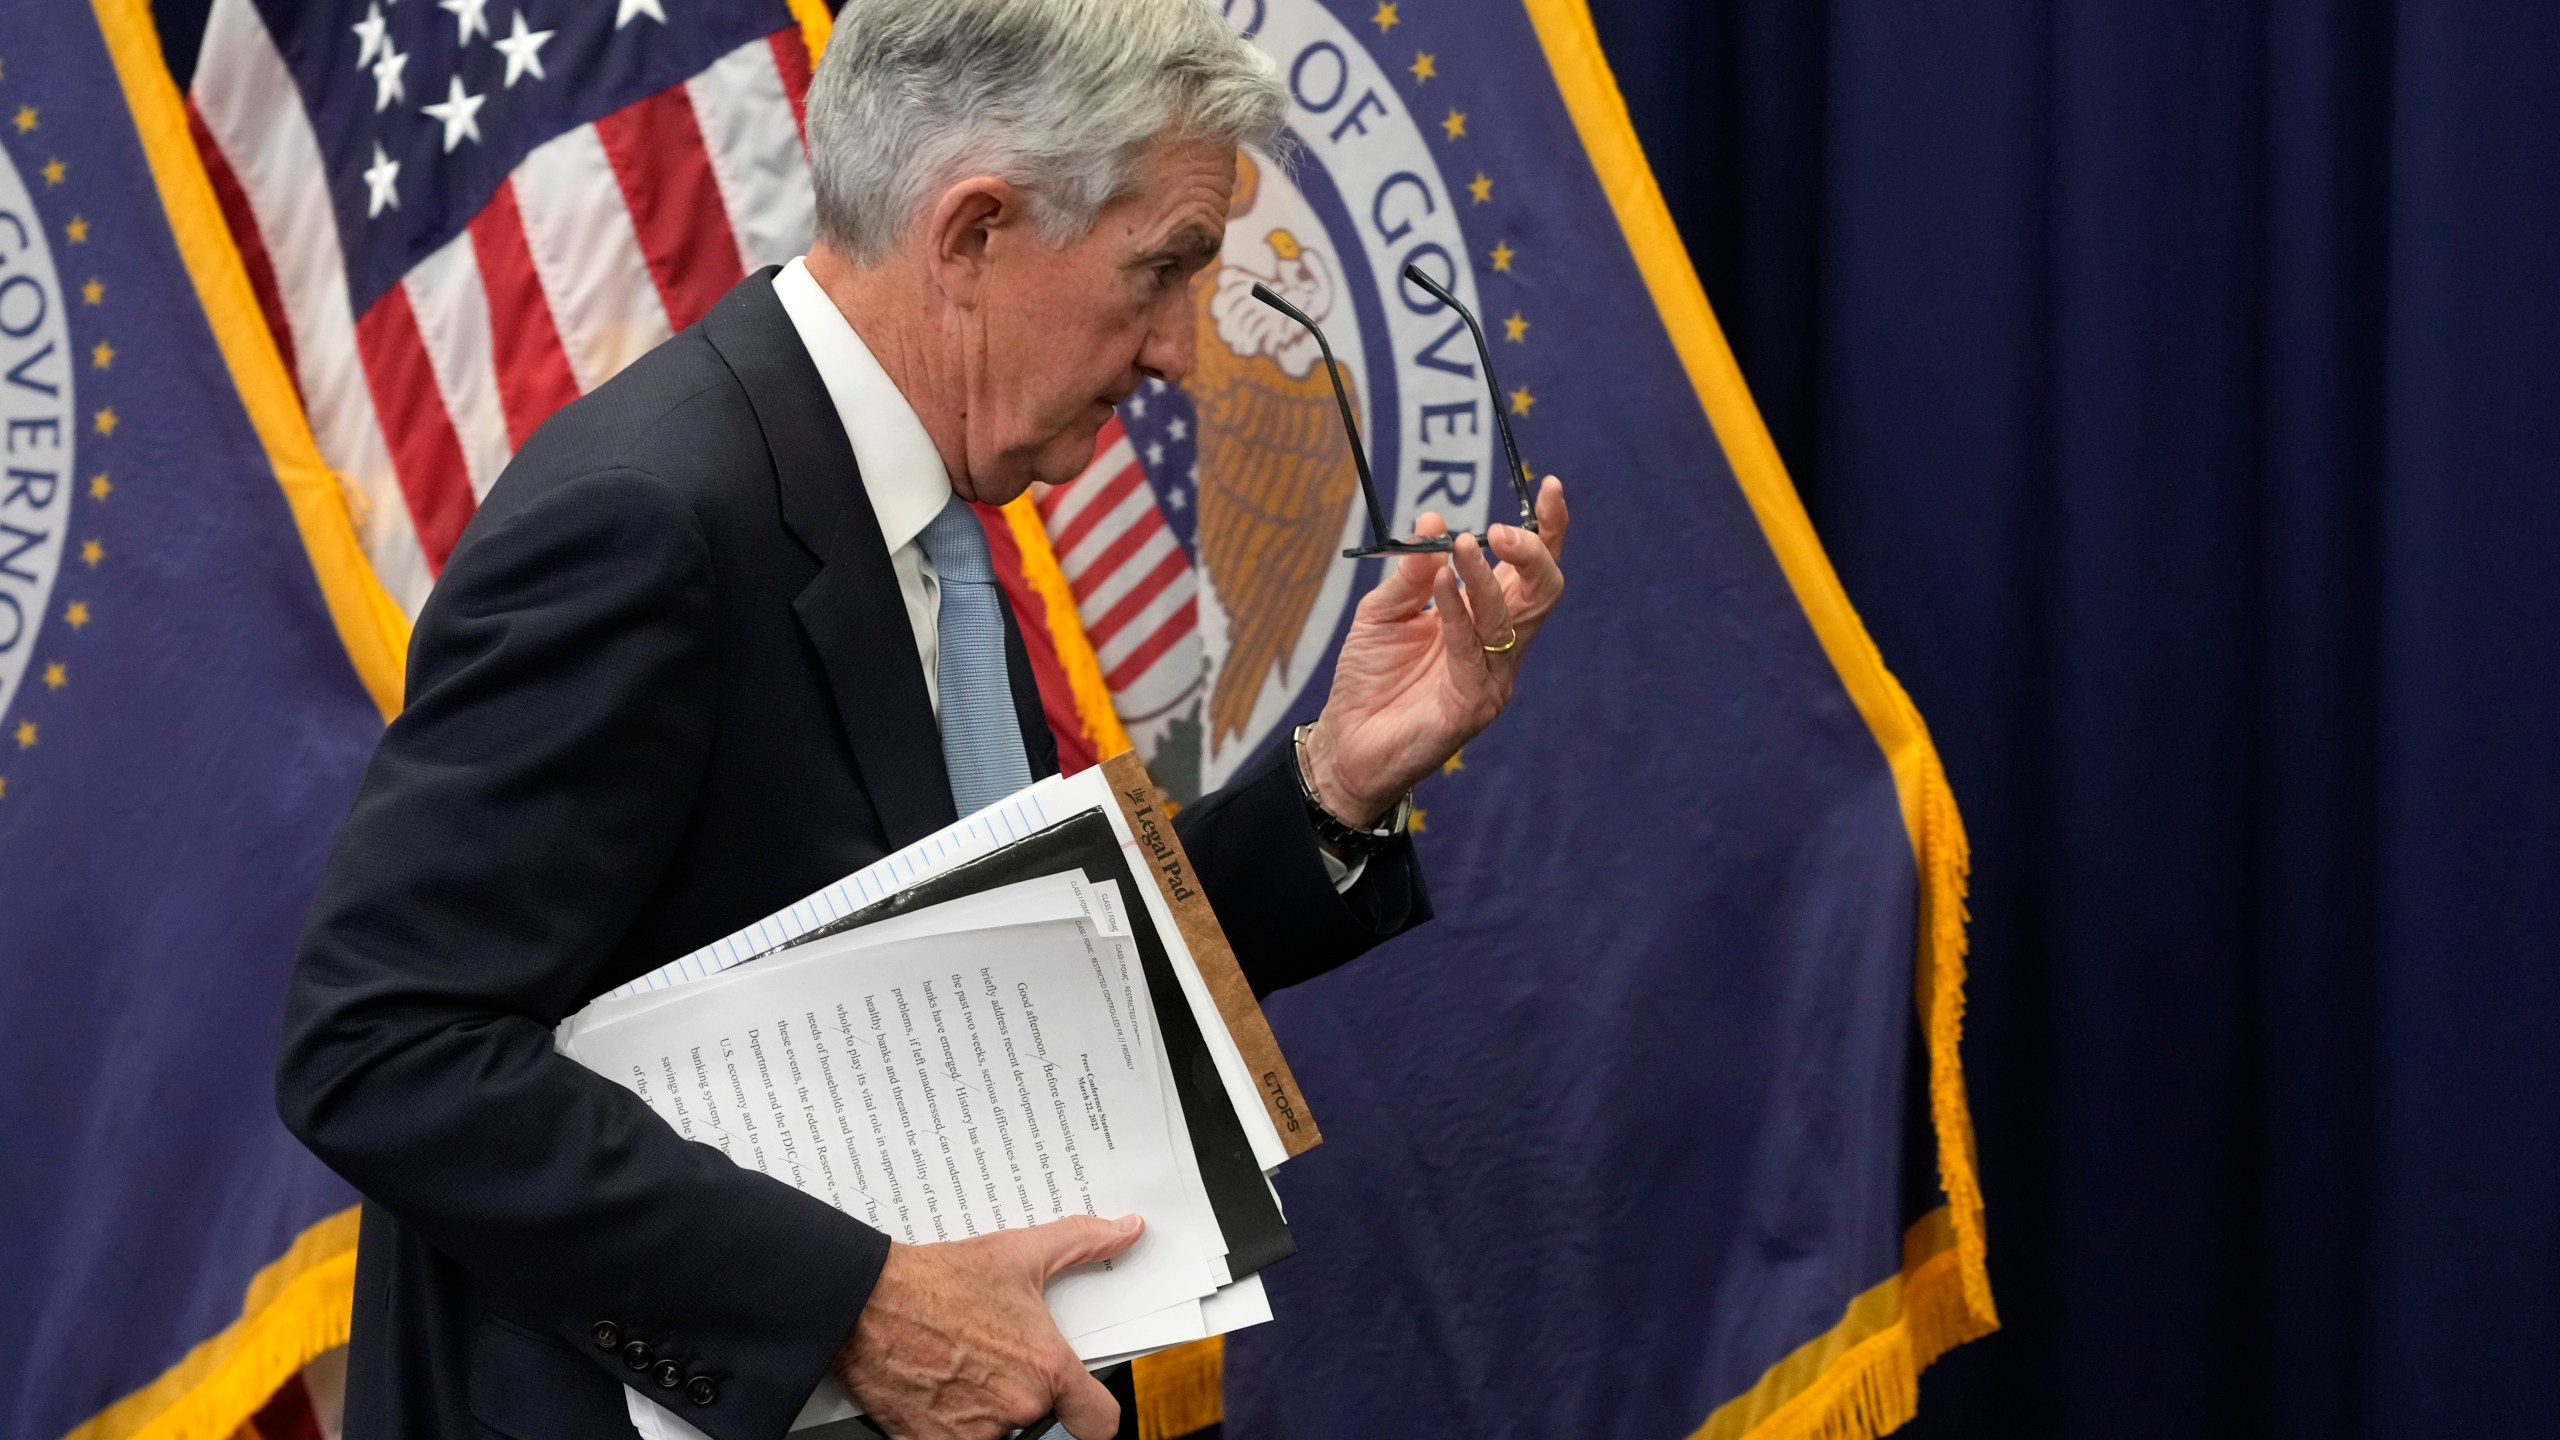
[{"xmin": 915, "ymin": 497, "xmax": 1035, "ymax": 815}]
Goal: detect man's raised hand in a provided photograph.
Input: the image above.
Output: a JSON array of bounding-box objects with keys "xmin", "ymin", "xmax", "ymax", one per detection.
[
  {"xmin": 835, "ymin": 1214, "xmax": 1144, "ymax": 1440},
  {"xmin": 1302, "ymin": 476, "xmax": 1571, "ymax": 825}
]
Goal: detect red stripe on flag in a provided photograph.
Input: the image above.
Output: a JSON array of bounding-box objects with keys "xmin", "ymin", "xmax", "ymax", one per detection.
[
  {"xmin": 187, "ymin": 101, "xmax": 300, "ymax": 399},
  {"xmin": 250, "ymin": 1372, "xmax": 325, "ymax": 1440},
  {"xmin": 769, "ymin": 30, "xmax": 813, "ymax": 141},
  {"xmin": 1047, "ymin": 461, "xmax": 1147, "ymax": 562},
  {"xmin": 1069, "ymin": 501, "xmax": 1165, "ymax": 593},
  {"xmin": 355, "ymin": 288, "xmax": 477, "ymax": 570},
  {"xmin": 468, "ymin": 180, "xmax": 583, "ymax": 446},
  {"xmin": 1039, "ymin": 419, "xmax": 1130, "ymax": 521},
  {"xmin": 1104, "ymin": 608, "xmax": 1197, "ymax": 694},
  {"xmin": 593, "ymin": 87, "xmax": 749, "ymax": 331},
  {"xmin": 1083, "ymin": 546, "xmax": 1189, "ymax": 650},
  {"xmin": 973, "ymin": 503, "xmax": 1100, "ymax": 774}
]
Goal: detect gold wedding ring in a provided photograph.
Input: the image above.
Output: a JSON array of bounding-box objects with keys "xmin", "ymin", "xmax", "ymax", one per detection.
[{"xmin": 1482, "ymin": 625, "xmax": 1520, "ymax": 654}]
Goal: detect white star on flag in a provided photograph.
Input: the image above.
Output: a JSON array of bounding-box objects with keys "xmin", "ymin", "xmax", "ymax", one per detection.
[
  {"xmin": 421, "ymin": 75, "xmax": 488, "ymax": 151},
  {"xmin": 370, "ymin": 38, "xmax": 410, "ymax": 111},
  {"xmin": 493, "ymin": 10, "xmax": 555, "ymax": 86},
  {"xmin": 616, "ymin": 0, "xmax": 668, "ymax": 29},
  {"xmin": 1146, "ymin": 440, "xmax": 1165, "ymax": 466},
  {"xmin": 1167, "ymin": 416, "xmax": 1188, "ymax": 441},
  {"xmin": 437, "ymin": 0, "xmax": 493, "ymax": 45},
  {"xmin": 351, "ymin": 4, "xmax": 388, "ymax": 68},
  {"xmin": 362, "ymin": 141, "xmax": 400, "ymax": 217}
]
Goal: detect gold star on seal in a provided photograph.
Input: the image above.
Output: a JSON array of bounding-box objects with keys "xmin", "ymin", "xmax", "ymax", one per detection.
[
  {"xmin": 81, "ymin": 539, "xmax": 104, "ymax": 568},
  {"xmin": 65, "ymin": 601, "xmax": 91, "ymax": 629},
  {"xmin": 1440, "ymin": 108, "xmax": 1467, "ymax": 141},
  {"xmin": 65, "ymin": 216, "xmax": 89, "ymax": 244},
  {"xmin": 93, "ymin": 407, "xmax": 117, "ymax": 436},
  {"xmin": 1409, "ymin": 51, "xmax": 1436, "ymax": 83},
  {"xmin": 1409, "ymin": 806, "xmax": 1428, "ymax": 833},
  {"xmin": 88, "ymin": 473, "xmax": 112, "ymax": 501},
  {"xmin": 42, "ymin": 157, "xmax": 65, "ymax": 186},
  {"xmin": 11, "ymin": 105, "xmax": 35, "ymax": 134},
  {"xmin": 1503, "ymin": 311, "xmax": 1529, "ymax": 342},
  {"xmin": 1442, "ymin": 749, "xmax": 1466, "ymax": 775},
  {"xmin": 1510, "ymin": 385, "xmax": 1536, "ymax": 416},
  {"xmin": 82, "ymin": 278, "xmax": 104, "ymax": 306},
  {"xmin": 91, "ymin": 340, "xmax": 114, "ymax": 370},
  {"xmin": 1468, "ymin": 171, "xmax": 1493, "ymax": 204},
  {"xmin": 1489, "ymin": 239, "xmax": 1515, "ymax": 272},
  {"xmin": 1371, "ymin": 1, "xmax": 1399, "ymax": 32},
  {"xmin": 42, "ymin": 662, "xmax": 66, "ymax": 691},
  {"xmin": 13, "ymin": 721, "xmax": 36, "ymax": 750}
]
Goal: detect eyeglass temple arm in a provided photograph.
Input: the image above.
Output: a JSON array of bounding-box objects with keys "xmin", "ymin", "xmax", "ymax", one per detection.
[
  {"xmin": 1399, "ymin": 264, "xmax": 1540, "ymax": 530},
  {"xmin": 1248, "ymin": 282, "xmax": 1396, "ymax": 551}
]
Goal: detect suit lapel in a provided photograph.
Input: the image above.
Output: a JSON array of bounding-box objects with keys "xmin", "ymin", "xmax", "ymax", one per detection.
[{"xmin": 701, "ymin": 270, "xmax": 958, "ymax": 843}]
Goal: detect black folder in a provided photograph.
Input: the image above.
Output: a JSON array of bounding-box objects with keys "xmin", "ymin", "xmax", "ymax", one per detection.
[{"xmin": 774, "ymin": 809, "xmax": 1295, "ymax": 1279}]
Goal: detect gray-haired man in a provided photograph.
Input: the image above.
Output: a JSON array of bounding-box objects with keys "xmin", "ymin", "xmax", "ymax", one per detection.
[{"xmin": 278, "ymin": 3, "xmax": 1568, "ymax": 1438}]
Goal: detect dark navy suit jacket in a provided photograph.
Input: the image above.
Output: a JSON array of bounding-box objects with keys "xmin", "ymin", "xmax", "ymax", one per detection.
[{"xmin": 277, "ymin": 272, "xmax": 1426, "ymax": 1440}]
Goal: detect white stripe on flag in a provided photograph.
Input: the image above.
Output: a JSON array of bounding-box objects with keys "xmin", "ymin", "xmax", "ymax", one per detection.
[
  {"xmin": 686, "ymin": 41, "xmax": 818, "ymax": 271},
  {"xmin": 1090, "ymin": 561, "xmax": 1196, "ymax": 672},
  {"xmin": 193, "ymin": 0, "xmax": 433, "ymax": 613},
  {"xmin": 402, "ymin": 234, "xmax": 514, "ymax": 501},
  {"xmin": 512, "ymin": 125, "xmax": 674, "ymax": 395},
  {"xmin": 1073, "ymin": 523, "xmax": 1179, "ymax": 626},
  {"xmin": 1057, "ymin": 473, "xmax": 1164, "ymax": 579},
  {"xmin": 1041, "ymin": 436, "xmax": 1139, "ymax": 536}
]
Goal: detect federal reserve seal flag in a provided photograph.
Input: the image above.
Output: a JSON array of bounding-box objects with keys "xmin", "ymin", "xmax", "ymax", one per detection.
[
  {"xmin": 0, "ymin": 4, "xmax": 402, "ymax": 1439},
  {"xmin": 1045, "ymin": 3, "xmax": 1999, "ymax": 1438}
]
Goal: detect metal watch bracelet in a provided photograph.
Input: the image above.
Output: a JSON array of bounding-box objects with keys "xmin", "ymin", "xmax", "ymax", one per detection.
[{"xmin": 1291, "ymin": 722, "xmax": 1412, "ymax": 859}]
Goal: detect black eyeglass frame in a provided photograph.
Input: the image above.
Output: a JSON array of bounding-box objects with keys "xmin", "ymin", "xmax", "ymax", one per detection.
[{"xmin": 1248, "ymin": 266, "xmax": 1542, "ymax": 559}]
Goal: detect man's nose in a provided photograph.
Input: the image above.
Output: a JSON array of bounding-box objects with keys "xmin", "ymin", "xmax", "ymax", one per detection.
[{"xmin": 1137, "ymin": 298, "xmax": 1198, "ymax": 387}]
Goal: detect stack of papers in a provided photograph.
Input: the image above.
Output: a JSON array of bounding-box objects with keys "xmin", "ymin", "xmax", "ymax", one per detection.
[{"xmin": 556, "ymin": 754, "xmax": 1322, "ymax": 1433}]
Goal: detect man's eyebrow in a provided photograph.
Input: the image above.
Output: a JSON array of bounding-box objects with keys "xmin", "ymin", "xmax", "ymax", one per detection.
[{"xmin": 1143, "ymin": 225, "xmax": 1222, "ymax": 264}]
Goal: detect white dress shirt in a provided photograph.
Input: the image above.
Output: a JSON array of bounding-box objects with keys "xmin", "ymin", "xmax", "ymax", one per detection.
[{"xmin": 772, "ymin": 256, "xmax": 959, "ymax": 715}]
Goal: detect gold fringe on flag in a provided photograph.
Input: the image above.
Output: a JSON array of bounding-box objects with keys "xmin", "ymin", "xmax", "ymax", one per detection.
[
  {"xmin": 1133, "ymin": 1338, "xmax": 1227, "ymax": 1440},
  {"xmin": 59, "ymin": 1210, "xmax": 360, "ymax": 1440}
]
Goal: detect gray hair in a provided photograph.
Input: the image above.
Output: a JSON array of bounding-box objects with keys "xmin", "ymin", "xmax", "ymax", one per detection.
[{"xmin": 808, "ymin": 0, "xmax": 1289, "ymax": 264}]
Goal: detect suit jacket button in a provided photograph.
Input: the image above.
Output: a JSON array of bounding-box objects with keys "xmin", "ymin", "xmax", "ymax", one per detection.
[
  {"xmin": 591, "ymin": 1321, "xmax": 622, "ymax": 1351},
  {"xmin": 622, "ymin": 1339, "xmax": 654, "ymax": 1370},
  {"xmin": 686, "ymin": 1375, "xmax": 720, "ymax": 1407},
  {"xmin": 653, "ymin": 1359, "xmax": 684, "ymax": 1389}
]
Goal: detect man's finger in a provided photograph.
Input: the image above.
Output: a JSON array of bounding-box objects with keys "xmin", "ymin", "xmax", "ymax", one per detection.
[
  {"xmin": 1019, "ymin": 1213, "xmax": 1145, "ymax": 1283},
  {"xmin": 1534, "ymin": 476, "xmax": 1569, "ymax": 558},
  {"xmin": 1431, "ymin": 566, "xmax": 1481, "ymax": 675},
  {"xmin": 1050, "ymin": 1359, "xmax": 1121, "ymax": 1440},
  {"xmin": 1450, "ymin": 533, "xmax": 1511, "ymax": 647}
]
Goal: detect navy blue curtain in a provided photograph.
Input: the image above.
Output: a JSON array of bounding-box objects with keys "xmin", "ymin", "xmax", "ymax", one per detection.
[{"xmin": 1585, "ymin": 2, "xmax": 2560, "ymax": 1436}]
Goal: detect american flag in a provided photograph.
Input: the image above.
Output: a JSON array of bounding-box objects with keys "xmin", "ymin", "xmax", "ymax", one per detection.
[
  {"xmin": 188, "ymin": 0, "xmax": 822, "ymax": 614},
  {"xmin": 1035, "ymin": 403, "xmax": 1204, "ymax": 745}
]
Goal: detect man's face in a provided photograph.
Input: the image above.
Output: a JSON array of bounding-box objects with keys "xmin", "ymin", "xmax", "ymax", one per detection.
[{"xmin": 956, "ymin": 137, "xmax": 1233, "ymax": 503}]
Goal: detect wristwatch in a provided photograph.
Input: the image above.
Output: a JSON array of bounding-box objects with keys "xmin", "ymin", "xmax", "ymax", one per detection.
[{"xmin": 1292, "ymin": 723, "xmax": 1412, "ymax": 859}]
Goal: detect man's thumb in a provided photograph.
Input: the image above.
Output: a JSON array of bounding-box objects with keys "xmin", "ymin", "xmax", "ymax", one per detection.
[{"xmin": 1023, "ymin": 1213, "xmax": 1145, "ymax": 1282}]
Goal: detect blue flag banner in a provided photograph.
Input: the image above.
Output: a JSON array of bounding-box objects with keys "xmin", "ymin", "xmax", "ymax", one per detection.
[
  {"xmin": 1086, "ymin": 3, "xmax": 1996, "ymax": 1437},
  {"xmin": 0, "ymin": 4, "xmax": 408, "ymax": 1438}
]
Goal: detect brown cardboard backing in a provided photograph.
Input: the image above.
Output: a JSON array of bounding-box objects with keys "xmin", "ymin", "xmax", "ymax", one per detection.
[{"xmin": 1098, "ymin": 750, "xmax": 1323, "ymax": 1157}]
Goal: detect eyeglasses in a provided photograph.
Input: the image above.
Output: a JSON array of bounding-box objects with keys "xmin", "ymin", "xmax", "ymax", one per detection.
[{"xmin": 1250, "ymin": 264, "xmax": 1541, "ymax": 559}]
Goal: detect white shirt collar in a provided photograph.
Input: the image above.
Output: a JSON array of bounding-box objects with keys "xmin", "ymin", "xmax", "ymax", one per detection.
[{"xmin": 770, "ymin": 256, "xmax": 953, "ymax": 554}]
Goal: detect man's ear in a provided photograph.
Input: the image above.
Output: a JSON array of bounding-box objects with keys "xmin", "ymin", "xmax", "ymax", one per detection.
[{"xmin": 923, "ymin": 176, "xmax": 1019, "ymax": 307}]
